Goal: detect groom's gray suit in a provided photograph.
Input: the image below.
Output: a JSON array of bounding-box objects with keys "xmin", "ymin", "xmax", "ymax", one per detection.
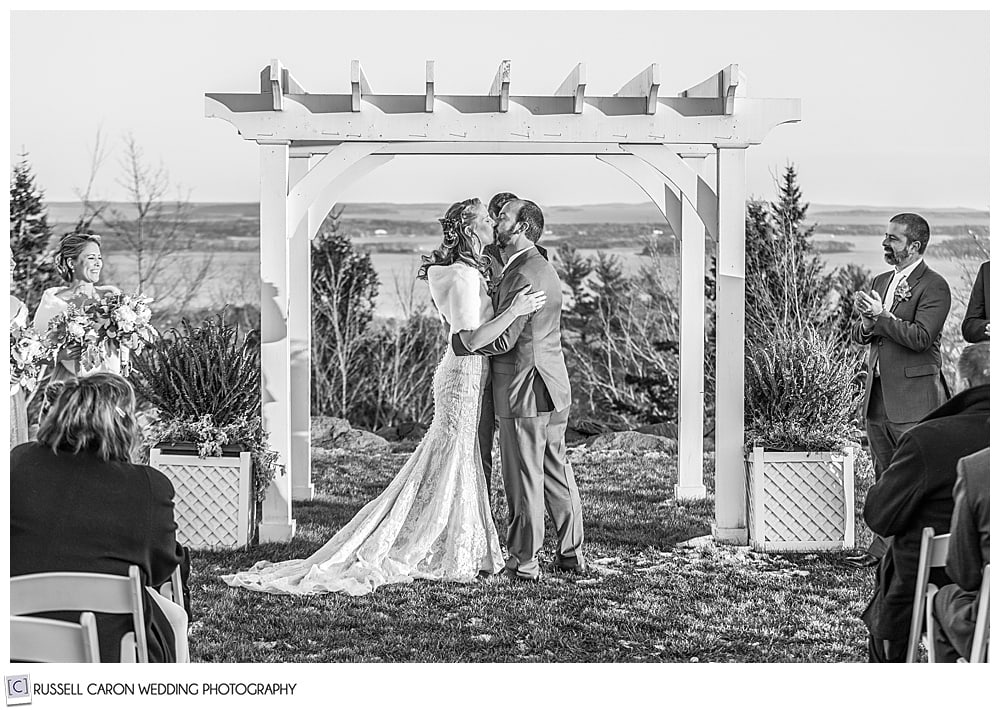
[{"xmin": 452, "ymin": 247, "xmax": 585, "ymax": 579}]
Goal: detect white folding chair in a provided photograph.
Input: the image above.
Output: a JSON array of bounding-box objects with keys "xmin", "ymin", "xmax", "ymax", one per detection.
[
  {"xmin": 158, "ymin": 566, "xmax": 186, "ymax": 609},
  {"xmin": 906, "ymin": 527, "xmax": 950, "ymax": 663},
  {"xmin": 967, "ymin": 564, "xmax": 990, "ymax": 663},
  {"xmin": 10, "ymin": 565, "xmax": 148, "ymax": 662},
  {"xmin": 10, "ymin": 612, "xmax": 101, "ymax": 663}
]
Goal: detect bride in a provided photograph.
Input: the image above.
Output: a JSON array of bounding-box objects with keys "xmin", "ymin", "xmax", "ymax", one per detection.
[
  {"xmin": 33, "ymin": 233, "xmax": 122, "ymax": 382},
  {"xmin": 224, "ymin": 197, "xmax": 546, "ymax": 596}
]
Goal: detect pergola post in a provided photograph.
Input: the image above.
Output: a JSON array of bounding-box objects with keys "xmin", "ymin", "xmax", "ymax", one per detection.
[
  {"xmin": 713, "ymin": 145, "xmax": 748, "ymax": 544},
  {"xmin": 675, "ymin": 152, "xmax": 708, "ymax": 501},
  {"xmin": 288, "ymin": 154, "xmax": 314, "ymax": 502},
  {"xmin": 257, "ymin": 140, "xmax": 296, "ymax": 542}
]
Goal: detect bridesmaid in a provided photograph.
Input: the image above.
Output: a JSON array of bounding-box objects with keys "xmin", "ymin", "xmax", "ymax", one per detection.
[{"xmin": 33, "ymin": 233, "xmax": 121, "ymax": 382}]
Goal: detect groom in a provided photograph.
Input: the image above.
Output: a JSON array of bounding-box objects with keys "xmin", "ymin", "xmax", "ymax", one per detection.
[{"xmin": 453, "ymin": 199, "xmax": 585, "ymax": 581}]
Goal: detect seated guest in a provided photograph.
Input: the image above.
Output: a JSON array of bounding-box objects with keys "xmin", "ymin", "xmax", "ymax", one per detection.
[
  {"xmin": 861, "ymin": 343, "xmax": 990, "ymax": 662},
  {"xmin": 932, "ymin": 447, "xmax": 989, "ymax": 662},
  {"xmin": 961, "ymin": 261, "xmax": 989, "ymax": 343},
  {"xmin": 10, "ymin": 373, "xmax": 189, "ymax": 662}
]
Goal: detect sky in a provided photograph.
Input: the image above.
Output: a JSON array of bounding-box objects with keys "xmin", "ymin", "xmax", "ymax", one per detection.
[{"xmin": 8, "ymin": 10, "xmax": 991, "ymax": 209}]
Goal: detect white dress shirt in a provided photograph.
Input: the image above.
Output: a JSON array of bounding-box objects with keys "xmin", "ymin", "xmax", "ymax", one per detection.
[
  {"xmin": 871, "ymin": 258, "xmax": 923, "ymax": 376},
  {"xmin": 500, "ymin": 245, "xmax": 536, "ymax": 277}
]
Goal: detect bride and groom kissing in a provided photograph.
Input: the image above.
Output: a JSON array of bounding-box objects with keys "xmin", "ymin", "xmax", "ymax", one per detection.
[{"xmin": 224, "ymin": 193, "xmax": 585, "ymax": 596}]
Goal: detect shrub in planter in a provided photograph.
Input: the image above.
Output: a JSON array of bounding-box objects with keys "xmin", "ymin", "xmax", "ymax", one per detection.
[
  {"xmin": 131, "ymin": 313, "xmax": 281, "ymax": 547},
  {"xmin": 744, "ymin": 324, "xmax": 864, "ymax": 551}
]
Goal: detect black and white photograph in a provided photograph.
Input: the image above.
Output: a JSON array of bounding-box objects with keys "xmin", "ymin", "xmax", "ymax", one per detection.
[{"xmin": 5, "ymin": 5, "xmax": 992, "ymax": 703}]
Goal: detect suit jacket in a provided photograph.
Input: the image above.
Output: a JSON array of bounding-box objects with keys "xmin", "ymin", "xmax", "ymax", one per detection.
[
  {"xmin": 851, "ymin": 260, "xmax": 951, "ymax": 423},
  {"xmin": 453, "ymin": 247, "xmax": 571, "ymax": 417},
  {"xmin": 961, "ymin": 261, "xmax": 990, "ymax": 343},
  {"xmin": 861, "ymin": 384, "xmax": 990, "ymax": 640},
  {"xmin": 946, "ymin": 448, "xmax": 990, "ymax": 591},
  {"xmin": 10, "ymin": 442, "xmax": 187, "ymax": 662}
]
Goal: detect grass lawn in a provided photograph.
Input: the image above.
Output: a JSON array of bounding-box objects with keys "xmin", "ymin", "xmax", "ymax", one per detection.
[{"xmin": 189, "ymin": 446, "xmax": 877, "ymax": 662}]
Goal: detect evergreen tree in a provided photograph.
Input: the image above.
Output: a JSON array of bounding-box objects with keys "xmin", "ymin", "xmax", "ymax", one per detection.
[{"xmin": 9, "ymin": 155, "xmax": 61, "ymax": 312}]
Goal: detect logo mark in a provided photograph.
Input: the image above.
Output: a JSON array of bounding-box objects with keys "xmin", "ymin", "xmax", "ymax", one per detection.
[{"xmin": 5, "ymin": 676, "xmax": 31, "ymax": 706}]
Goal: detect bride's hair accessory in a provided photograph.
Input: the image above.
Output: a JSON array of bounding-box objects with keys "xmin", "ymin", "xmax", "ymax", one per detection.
[
  {"xmin": 56, "ymin": 233, "xmax": 103, "ymax": 283},
  {"xmin": 418, "ymin": 198, "xmax": 488, "ymax": 281}
]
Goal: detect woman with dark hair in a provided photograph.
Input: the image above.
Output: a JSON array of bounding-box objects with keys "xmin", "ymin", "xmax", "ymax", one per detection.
[
  {"xmin": 33, "ymin": 233, "xmax": 122, "ymax": 380},
  {"xmin": 10, "ymin": 373, "xmax": 188, "ymax": 662},
  {"xmin": 225, "ymin": 198, "xmax": 545, "ymax": 596}
]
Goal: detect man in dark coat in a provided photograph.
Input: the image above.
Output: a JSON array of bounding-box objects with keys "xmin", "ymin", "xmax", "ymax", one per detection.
[
  {"xmin": 961, "ymin": 261, "xmax": 989, "ymax": 343},
  {"xmin": 931, "ymin": 447, "xmax": 990, "ymax": 662},
  {"xmin": 861, "ymin": 343, "xmax": 990, "ymax": 662},
  {"xmin": 849, "ymin": 213, "xmax": 952, "ymax": 567}
]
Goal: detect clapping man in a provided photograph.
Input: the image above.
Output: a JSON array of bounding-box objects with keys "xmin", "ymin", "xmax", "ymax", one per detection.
[{"xmin": 849, "ymin": 213, "xmax": 951, "ymax": 568}]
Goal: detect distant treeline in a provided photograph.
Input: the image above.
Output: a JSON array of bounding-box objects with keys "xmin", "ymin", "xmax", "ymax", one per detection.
[{"xmin": 50, "ymin": 216, "xmax": 990, "ymax": 255}]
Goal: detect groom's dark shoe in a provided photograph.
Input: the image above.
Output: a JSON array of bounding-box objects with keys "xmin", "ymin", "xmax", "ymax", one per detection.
[
  {"xmin": 501, "ymin": 567, "xmax": 539, "ymax": 584},
  {"xmin": 554, "ymin": 555, "xmax": 587, "ymax": 575}
]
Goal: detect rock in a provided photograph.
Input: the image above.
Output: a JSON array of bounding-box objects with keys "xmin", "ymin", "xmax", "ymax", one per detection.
[
  {"xmin": 374, "ymin": 421, "xmax": 428, "ymax": 442},
  {"xmin": 565, "ymin": 428, "xmax": 590, "ymax": 444},
  {"xmin": 335, "ymin": 428, "xmax": 391, "ymax": 453},
  {"xmin": 311, "ymin": 417, "xmax": 353, "ymax": 448},
  {"xmin": 586, "ymin": 430, "xmax": 676, "ymax": 453},
  {"xmin": 635, "ymin": 422, "xmax": 678, "ymax": 439},
  {"xmin": 311, "ymin": 416, "xmax": 390, "ymax": 452}
]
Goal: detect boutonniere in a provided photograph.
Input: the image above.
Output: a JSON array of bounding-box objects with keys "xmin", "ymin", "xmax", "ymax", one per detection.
[{"xmin": 893, "ymin": 277, "xmax": 912, "ymax": 305}]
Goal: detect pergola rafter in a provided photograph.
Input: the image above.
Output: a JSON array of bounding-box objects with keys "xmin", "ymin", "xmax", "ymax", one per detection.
[{"xmin": 206, "ymin": 59, "xmax": 800, "ymax": 545}]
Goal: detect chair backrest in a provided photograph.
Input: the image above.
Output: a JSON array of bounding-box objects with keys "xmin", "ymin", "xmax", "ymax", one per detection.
[
  {"xmin": 906, "ymin": 528, "xmax": 950, "ymax": 662},
  {"xmin": 10, "ymin": 612, "xmax": 101, "ymax": 663},
  {"xmin": 10, "ymin": 565, "xmax": 148, "ymax": 662},
  {"xmin": 969, "ymin": 564, "xmax": 990, "ymax": 663},
  {"xmin": 158, "ymin": 566, "xmax": 185, "ymax": 610}
]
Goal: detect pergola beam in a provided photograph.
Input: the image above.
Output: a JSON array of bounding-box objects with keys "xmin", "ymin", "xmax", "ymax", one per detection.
[
  {"xmin": 260, "ymin": 60, "xmax": 305, "ymax": 111},
  {"xmin": 555, "ymin": 63, "xmax": 587, "ymax": 114},
  {"xmin": 489, "ymin": 60, "xmax": 511, "ymax": 112},
  {"xmin": 615, "ymin": 63, "xmax": 660, "ymax": 115},
  {"xmin": 425, "ymin": 60, "xmax": 435, "ymax": 112},
  {"xmin": 351, "ymin": 59, "xmax": 373, "ymax": 112},
  {"xmin": 682, "ymin": 63, "xmax": 746, "ymax": 115}
]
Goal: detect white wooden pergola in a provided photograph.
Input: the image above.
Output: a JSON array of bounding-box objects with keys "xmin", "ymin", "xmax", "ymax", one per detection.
[{"xmin": 205, "ymin": 59, "xmax": 800, "ymax": 545}]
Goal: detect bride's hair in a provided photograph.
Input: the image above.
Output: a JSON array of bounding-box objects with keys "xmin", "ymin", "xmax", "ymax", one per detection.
[
  {"xmin": 56, "ymin": 233, "xmax": 103, "ymax": 282},
  {"xmin": 417, "ymin": 198, "xmax": 488, "ymax": 281}
]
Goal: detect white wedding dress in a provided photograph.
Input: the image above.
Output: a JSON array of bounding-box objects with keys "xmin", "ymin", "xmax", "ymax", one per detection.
[{"xmin": 223, "ymin": 263, "xmax": 505, "ymax": 596}]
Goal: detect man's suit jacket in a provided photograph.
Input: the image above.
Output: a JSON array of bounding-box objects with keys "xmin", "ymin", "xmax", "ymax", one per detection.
[
  {"xmin": 946, "ymin": 447, "xmax": 990, "ymax": 592},
  {"xmin": 453, "ymin": 247, "xmax": 571, "ymax": 418},
  {"xmin": 10, "ymin": 442, "xmax": 187, "ymax": 662},
  {"xmin": 934, "ymin": 447, "xmax": 990, "ymax": 658},
  {"xmin": 861, "ymin": 384, "xmax": 990, "ymax": 641},
  {"xmin": 851, "ymin": 260, "xmax": 951, "ymax": 423},
  {"xmin": 961, "ymin": 261, "xmax": 990, "ymax": 343}
]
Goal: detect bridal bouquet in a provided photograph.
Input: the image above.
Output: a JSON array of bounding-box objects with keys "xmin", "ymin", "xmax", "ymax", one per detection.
[
  {"xmin": 86, "ymin": 291, "xmax": 157, "ymax": 376},
  {"xmin": 44, "ymin": 304, "xmax": 104, "ymax": 373},
  {"xmin": 10, "ymin": 324, "xmax": 49, "ymax": 396}
]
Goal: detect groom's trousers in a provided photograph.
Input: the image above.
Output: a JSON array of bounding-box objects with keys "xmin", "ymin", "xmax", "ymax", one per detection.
[{"xmin": 498, "ymin": 406, "xmax": 585, "ymax": 578}]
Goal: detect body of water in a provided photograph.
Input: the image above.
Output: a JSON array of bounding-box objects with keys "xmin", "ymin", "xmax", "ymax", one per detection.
[{"xmin": 101, "ymin": 232, "xmax": 986, "ymax": 321}]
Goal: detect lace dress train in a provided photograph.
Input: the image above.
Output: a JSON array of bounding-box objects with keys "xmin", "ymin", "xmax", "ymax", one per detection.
[{"xmin": 223, "ymin": 349, "xmax": 504, "ymax": 596}]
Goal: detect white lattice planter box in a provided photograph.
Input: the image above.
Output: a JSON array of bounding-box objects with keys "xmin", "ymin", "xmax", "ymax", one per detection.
[
  {"xmin": 745, "ymin": 447, "xmax": 856, "ymax": 553},
  {"xmin": 150, "ymin": 447, "xmax": 253, "ymax": 549}
]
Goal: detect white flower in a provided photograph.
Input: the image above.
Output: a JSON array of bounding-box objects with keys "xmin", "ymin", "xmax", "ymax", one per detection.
[
  {"xmin": 67, "ymin": 321, "xmax": 87, "ymax": 339},
  {"xmin": 115, "ymin": 305, "xmax": 138, "ymax": 332}
]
